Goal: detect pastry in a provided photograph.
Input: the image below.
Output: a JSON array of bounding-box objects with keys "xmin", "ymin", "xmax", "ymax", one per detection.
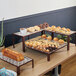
[
  {"xmin": 67, "ymin": 28, "xmax": 71, "ymax": 32},
  {"xmin": 34, "ymin": 26, "xmax": 40, "ymax": 31},
  {"xmin": 47, "ymin": 36, "xmax": 52, "ymax": 40},
  {"xmin": 43, "ymin": 22, "xmax": 49, "ymax": 28},
  {"xmin": 53, "ymin": 37, "xmax": 59, "ymax": 41},
  {"xmin": 62, "ymin": 27, "xmax": 67, "ymax": 31},
  {"xmin": 2, "ymin": 48, "xmax": 24, "ymax": 61},
  {"xmin": 58, "ymin": 39, "xmax": 64, "ymax": 44},
  {"xmin": 46, "ymin": 49, "xmax": 50, "ymax": 52},
  {"xmin": 41, "ymin": 34, "xmax": 47, "ymax": 38},
  {"xmin": 25, "ymin": 41, "xmax": 29, "ymax": 46},
  {"xmin": 51, "ymin": 25, "xmax": 56, "ymax": 31}
]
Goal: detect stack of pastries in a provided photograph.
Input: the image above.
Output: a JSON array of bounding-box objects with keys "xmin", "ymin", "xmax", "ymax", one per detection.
[
  {"xmin": 46, "ymin": 25, "xmax": 71, "ymax": 34},
  {"xmin": 27, "ymin": 22, "xmax": 49, "ymax": 32},
  {"xmin": 2, "ymin": 48, "xmax": 24, "ymax": 61},
  {"xmin": 38, "ymin": 22, "xmax": 49, "ymax": 29},
  {"xmin": 41, "ymin": 34, "xmax": 64, "ymax": 44},
  {"xmin": 25, "ymin": 39, "xmax": 59, "ymax": 52},
  {"xmin": 27, "ymin": 26, "xmax": 40, "ymax": 32}
]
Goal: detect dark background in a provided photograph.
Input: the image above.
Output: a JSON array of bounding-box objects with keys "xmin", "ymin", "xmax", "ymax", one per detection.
[{"xmin": 0, "ymin": 6, "xmax": 76, "ymax": 47}]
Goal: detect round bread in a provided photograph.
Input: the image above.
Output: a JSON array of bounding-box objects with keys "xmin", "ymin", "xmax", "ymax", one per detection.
[
  {"xmin": 58, "ymin": 39, "xmax": 64, "ymax": 44},
  {"xmin": 53, "ymin": 37, "xmax": 59, "ymax": 41}
]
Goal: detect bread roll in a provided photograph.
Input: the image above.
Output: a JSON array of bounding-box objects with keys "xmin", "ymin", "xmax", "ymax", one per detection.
[{"xmin": 2, "ymin": 48, "xmax": 24, "ymax": 61}]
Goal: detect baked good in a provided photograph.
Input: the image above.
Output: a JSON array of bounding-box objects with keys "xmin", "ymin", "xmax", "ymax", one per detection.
[
  {"xmin": 46, "ymin": 49, "xmax": 50, "ymax": 52},
  {"xmin": 34, "ymin": 26, "xmax": 40, "ymax": 31},
  {"xmin": 43, "ymin": 22, "xmax": 49, "ymax": 28},
  {"xmin": 46, "ymin": 27, "xmax": 51, "ymax": 30},
  {"xmin": 58, "ymin": 39, "xmax": 64, "ymax": 44},
  {"xmin": 53, "ymin": 37, "xmax": 59, "ymax": 41},
  {"xmin": 51, "ymin": 25, "xmax": 56, "ymax": 31},
  {"xmin": 67, "ymin": 28, "xmax": 71, "ymax": 32},
  {"xmin": 2, "ymin": 48, "xmax": 24, "ymax": 61},
  {"xmin": 47, "ymin": 36, "xmax": 52, "ymax": 40},
  {"xmin": 62, "ymin": 27, "xmax": 67, "ymax": 31},
  {"xmin": 38, "ymin": 24, "xmax": 43, "ymax": 29},
  {"xmin": 41, "ymin": 34, "xmax": 46, "ymax": 38}
]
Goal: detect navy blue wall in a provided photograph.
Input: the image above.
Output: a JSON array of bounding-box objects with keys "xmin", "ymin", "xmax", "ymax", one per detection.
[{"xmin": 0, "ymin": 6, "xmax": 76, "ymax": 47}]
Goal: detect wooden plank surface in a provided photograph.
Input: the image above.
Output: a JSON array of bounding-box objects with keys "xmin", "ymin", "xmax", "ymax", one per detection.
[{"xmin": 0, "ymin": 43, "xmax": 76, "ymax": 76}]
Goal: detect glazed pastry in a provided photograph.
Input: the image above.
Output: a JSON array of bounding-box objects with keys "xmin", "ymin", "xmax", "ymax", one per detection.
[
  {"xmin": 46, "ymin": 49, "xmax": 50, "ymax": 52},
  {"xmin": 47, "ymin": 36, "xmax": 52, "ymax": 40},
  {"xmin": 25, "ymin": 41, "xmax": 29, "ymax": 46},
  {"xmin": 53, "ymin": 37, "xmax": 59, "ymax": 41},
  {"xmin": 58, "ymin": 39, "xmax": 64, "ymax": 44},
  {"xmin": 62, "ymin": 27, "xmax": 67, "ymax": 31},
  {"xmin": 41, "ymin": 34, "xmax": 47, "ymax": 38},
  {"xmin": 51, "ymin": 25, "xmax": 56, "ymax": 31},
  {"xmin": 2, "ymin": 48, "xmax": 24, "ymax": 61},
  {"xmin": 67, "ymin": 28, "xmax": 71, "ymax": 32}
]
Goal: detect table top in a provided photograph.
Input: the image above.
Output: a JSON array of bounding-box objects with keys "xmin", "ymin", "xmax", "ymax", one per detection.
[{"xmin": 19, "ymin": 43, "xmax": 76, "ymax": 76}]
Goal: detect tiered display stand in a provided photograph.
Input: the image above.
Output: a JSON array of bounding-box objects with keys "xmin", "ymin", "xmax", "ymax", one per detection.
[
  {"xmin": 12, "ymin": 29, "xmax": 76, "ymax": 61},
  {"xmin": 0, "ymin": 52, "xmax": 34, "ymax": 75}
]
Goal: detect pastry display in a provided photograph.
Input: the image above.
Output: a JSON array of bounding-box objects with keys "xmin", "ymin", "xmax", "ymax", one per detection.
[
  {"xmin": 46, "ymin": 25, "xmax": 71, "ymax": 34},
  {"xmin": 2, "ymin": 48, "xmax": 24, "ymax": 61},
  {"xmin": 58, "ymin": 39, "xmax": 64, "ymax": 44}
]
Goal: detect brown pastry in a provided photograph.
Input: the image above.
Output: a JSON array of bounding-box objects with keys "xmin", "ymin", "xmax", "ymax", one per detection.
[
  {"xmin": 58, "ymin": 39, "xmax": 64, "ymax": 44},
  {"xmin": 2, "ymin": 48, "xmax": 24, "ymax": 61},
  {"xmin": 53, "ymin": 37, "xmax": 59, "ymax": 41},
  {"xmin": 43, "ymin": 22, "xmax": 49, "ymax": 28}
]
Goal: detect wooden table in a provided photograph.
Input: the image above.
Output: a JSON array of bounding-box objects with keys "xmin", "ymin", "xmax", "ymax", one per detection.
[{"xmin": 19, "ymin": 43, "xmax": 76, "ymax": 76}]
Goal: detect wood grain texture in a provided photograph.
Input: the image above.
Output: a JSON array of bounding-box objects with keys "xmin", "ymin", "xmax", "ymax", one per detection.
[{"xmin": 0, "ymin": 43, "xmax": 76, "ymax": 76}]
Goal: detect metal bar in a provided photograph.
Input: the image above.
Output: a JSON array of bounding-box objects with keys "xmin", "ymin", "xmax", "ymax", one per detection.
[
  {"xmin": 47, "ymin": 54, "xmax": 50, "ymax": 61},
  {"xmin": 51, "ymin": 32, "xmax": 54, "ymax": 40},
  {"xmin": 75, "ymin": 33, "xmax": 76, "ymax": 46},
  {"xmin": 32, "ymin": 60, "xmax": 34, "ymax": 68},
  {"xmin": 12, "ymin": 34, "xmax": 15, "ymax": 48},
  {"xmin": 17, "ymin": 67, "xmax": 20, "ymax": 75},
  {"xmin": 67, "ymin": 35, "xmax": 70, "ymax": 51},
  {"xmin": 22, "ymin": 37, "xmax": 25, "ymax": 52}
]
